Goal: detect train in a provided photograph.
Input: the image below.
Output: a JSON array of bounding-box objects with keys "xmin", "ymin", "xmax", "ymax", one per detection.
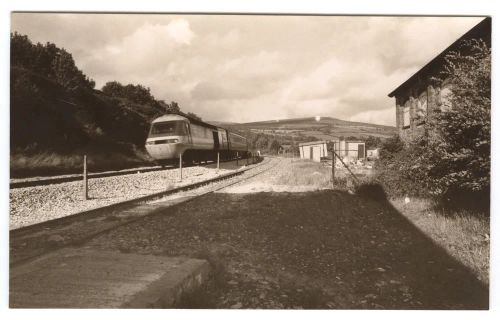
[{"xmin": 145, "ymin": 114, "xmax": 250, "ymax": 166}]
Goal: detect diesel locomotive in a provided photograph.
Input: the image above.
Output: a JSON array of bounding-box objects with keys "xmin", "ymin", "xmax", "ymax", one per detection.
[{"xmin": 145, "ymin": 114, "xmax": 249, "ymax": 166}]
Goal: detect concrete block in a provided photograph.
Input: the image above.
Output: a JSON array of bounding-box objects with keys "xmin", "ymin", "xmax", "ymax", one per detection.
[{"xmin": 10, "ymin": 247, "xmax": 210, "ymax": 308}]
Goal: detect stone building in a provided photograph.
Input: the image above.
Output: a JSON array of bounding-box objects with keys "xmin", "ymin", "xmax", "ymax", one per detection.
[{"xmin": 388, "ymin": 17, "xmax": 491, "ymax": 142}]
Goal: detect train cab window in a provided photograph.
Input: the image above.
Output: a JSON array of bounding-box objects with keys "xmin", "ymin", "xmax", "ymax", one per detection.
[{"xmin": 150, "ymin": 121, "xmax": 187, "ymax": 137}]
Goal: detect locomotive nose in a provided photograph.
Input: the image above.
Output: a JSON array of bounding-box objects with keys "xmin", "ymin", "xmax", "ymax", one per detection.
[{"xmin": 145, "ymin": 136, "xmax": 186, "ymax": 160}]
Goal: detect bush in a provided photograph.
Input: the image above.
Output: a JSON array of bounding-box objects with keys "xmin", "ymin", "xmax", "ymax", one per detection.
[
  {"xmin": 375, "ymin": 39, "xmax": 490, "ymax": 213},
  {"xmin": 425, "ymin": 39, "xmax": 490, "ymax": 197},
  {"xmin": 374, "ymin": 137, "xmax": 430, "ymax": 198}
]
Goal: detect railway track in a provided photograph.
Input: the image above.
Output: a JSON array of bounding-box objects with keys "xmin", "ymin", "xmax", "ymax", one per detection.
[
  {"xmin": 10, "ymin": 157, "xmax": 280, "ymax": 266},
  {"xmin": 10, "ymin": 157, "xmax": 253, "ymax": 189},
  {"xmin": 10, "ymin": 165, "xmax": 166, "ymax": 189}
]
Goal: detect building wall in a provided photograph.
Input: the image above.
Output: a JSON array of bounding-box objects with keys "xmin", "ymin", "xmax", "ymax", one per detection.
[
  {"xmin": 338, "ymin": 140, "xmax": 346, "ymax": 156},
  {"xmin": 335, "ymin": 140, "xmax": 365, "ymax": 159},
  {"xmin": 346, "ymin": 142, "xmax": 365, "ymax": 159},
  {"xmin": 392, "ymin": 18, "xmax": 490, "ymax": 144},
  {"xmin": 299, "ymin": 142, "xmax": 327, "ymax": 162},
  {"xmin": 395, "ymin": 81, "xmax": 441, "ymax": 143}
]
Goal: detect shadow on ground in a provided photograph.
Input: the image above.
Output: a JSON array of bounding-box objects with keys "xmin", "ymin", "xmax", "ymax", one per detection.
[{"xmin": 90, "ymin": 184, "xmax": 489, "ymax": 309}]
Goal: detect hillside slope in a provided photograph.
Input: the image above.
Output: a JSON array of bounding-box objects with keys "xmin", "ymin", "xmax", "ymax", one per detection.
[
  {"xmin": 211, "ymin": 116, "xmax": 396, "ymax": 141},
  {"xmin": 10, "ymin": 66, "xmax": 168, "ymax": 177},
  {"xmin": 9, "ymin": 32, "xmax": 191, "ymax": 177}
]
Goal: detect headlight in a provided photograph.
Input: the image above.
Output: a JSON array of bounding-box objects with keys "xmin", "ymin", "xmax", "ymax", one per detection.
[{"xmin": 146, "ymin": 139, "xmax": 179, "ymax": 145}]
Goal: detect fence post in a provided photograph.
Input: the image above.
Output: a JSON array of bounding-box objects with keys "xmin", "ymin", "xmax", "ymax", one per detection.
[
  {"xmin": 331, "ymin": 150, "xmax": 336, "ymax": 188},
  {"xmin": 83, "ymin": 155, "xmax": 88, "ymax": 200},
  {"xmin": 179, "ymin": 153, "xmax": 183, "ymax": 181},
  {"xmin": 217, "ymin": 152, "xmax": 220, "ymax": 173},
  {"xmin": 236, "ymin": 152, "xmax": 239, "ymax": 166}
]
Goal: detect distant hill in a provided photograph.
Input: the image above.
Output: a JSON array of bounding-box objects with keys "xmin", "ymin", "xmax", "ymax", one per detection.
[{"xmin": 209, "ymin": 116, "xmax": 396, "ymax": 141}]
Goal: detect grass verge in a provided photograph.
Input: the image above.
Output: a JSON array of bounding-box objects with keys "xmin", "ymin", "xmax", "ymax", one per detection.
[
  {"xmin": 10, "ymin": 147, "xmax": 152, "ymax": 178},
  {"xmin": 273, "ymin": 159, "xmax": 336, "ymax": 189},
  {"xmin": 391, "ymin": 197, "xmax": 489, "ymax": 284}
]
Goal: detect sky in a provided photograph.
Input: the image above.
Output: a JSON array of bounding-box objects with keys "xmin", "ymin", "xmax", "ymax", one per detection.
[{"xmin": 11, "ymin": 13, "xmax": 483, "ymax": 126}]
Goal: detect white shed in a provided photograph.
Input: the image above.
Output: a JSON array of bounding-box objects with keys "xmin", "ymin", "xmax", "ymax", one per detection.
[
  {"xmin": 298, "ymin": 141, "xmax": 328, "ymax": 162},
  {"xmin": 337, "ymin": 139, "xmax": 366, "ymax": 160}
]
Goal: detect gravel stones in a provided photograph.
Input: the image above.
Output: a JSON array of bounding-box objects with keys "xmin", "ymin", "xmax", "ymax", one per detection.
[{"xmin": 10, "ymin": 166, "xmax": 233, "ymax": 229}]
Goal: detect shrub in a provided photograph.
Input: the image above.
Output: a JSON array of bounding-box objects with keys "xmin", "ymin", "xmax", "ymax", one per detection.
[
  {"xmin": 425, "ymin": 39, "xmax": 490, "ymax": 197},
  {"xmin": 375, "ymin": 39, "xmax": 490, "ymax": 213},
  {"xmin": 374, "ymin": 137, "xmax": 430, "ymax": 198}
]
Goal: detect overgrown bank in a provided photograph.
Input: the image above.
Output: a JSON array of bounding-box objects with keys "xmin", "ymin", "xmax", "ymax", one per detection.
[{"xmin": 10, "ymin": 33, "xmax": 192, "ymax": 177}]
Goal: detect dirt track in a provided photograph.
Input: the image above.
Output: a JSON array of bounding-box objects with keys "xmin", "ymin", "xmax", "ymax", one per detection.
[{"xmin": 86, "ymin": 157, "xmax": 488, "ymax": 309}]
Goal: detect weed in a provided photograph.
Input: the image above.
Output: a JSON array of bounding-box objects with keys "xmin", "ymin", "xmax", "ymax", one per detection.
[{"xmin": 274, "ymin": 159, "xmax": 332, "ymax": 189}]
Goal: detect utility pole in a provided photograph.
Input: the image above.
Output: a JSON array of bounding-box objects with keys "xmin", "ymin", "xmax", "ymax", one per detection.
[
  {"xmin": 331, "ymin": 142, "xmax": 336, "ymax": 188},
  {"xmin": 179, "ymin": 153, "xmax": 183, "ymax": 181},
  {"xmin": 83, "ymin": 155, "xmax": 88, "ymax": 200}
]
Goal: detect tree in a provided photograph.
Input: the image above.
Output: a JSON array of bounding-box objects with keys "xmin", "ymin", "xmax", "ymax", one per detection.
[
  {"xmin": 102, "ymin": 81, "xmax": 156, "ymax": 105},
  {"xmin": 186, "ymin": 112, "xmax": 202, "ymax": 121},
  {"xmin": 102, "ymin": 81, "xmax": 123, "ymax": 97},
  {"xmin": 254, "ymin": 134, "xmax": 269, "ymax": 151},
  {"xmin": 165, "ymin": 101, "xmax": 180, "ymax": 114},
  {"xmin": 378, "ymin": 135, "xmax": 403, "ymax": 161},
  {"xmin": 10, "ymin": 32, "xmax": 33, "ymax": 68},
  {"xmin": 10, "ymin": 33, "xmax": 95, "ymax": 90},
  {"xmin": 423, "ymin": 39, "xmax": 491, "ymax": 196},
  {"xmin": 52, "ymin": 50, "xmax": 81, "ymax": 90},
  {"xmin": 268, "ymin": 139, "xmax": 281, "ymax": 154},
  {"xmin": 365, "ymin": 136, "xmax": 382, "ymax": 150}
]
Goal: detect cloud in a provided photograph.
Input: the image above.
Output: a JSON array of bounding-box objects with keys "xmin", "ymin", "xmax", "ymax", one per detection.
[
  {"xmin": 166, "ymin": 19, "xmax": 194, "ymax": 45},
  {"xmin": 10, "ymin": 13, "xmax": 484, "ymax": 126}
]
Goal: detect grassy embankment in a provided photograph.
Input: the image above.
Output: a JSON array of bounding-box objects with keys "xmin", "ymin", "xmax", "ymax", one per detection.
[
  {"xmin": 10, "ymin": 146, "xmax": 152, "ymax": 178},
  {"xmin": 274, "ymin": 158, "xmax": 489, "ymax": 284},
  {"xmin": 391, "ymin": 198, "xmax": 489, "ymax": 284}
]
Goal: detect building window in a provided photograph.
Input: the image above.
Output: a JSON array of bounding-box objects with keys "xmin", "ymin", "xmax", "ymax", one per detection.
[
  {"xmin": 416, "ymin": 92, "xmax": 427, "ymax": 125},
  {"xmin": 439, "ymin": 84, "xmax": 453, "ymax": 111},
  {"xmin": 402, "ymin": 101, "xmax": 410, "ymax": 129}
]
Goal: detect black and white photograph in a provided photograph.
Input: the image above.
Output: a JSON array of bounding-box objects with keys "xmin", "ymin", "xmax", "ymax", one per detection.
[{"xmin": 2, "ymin": 0, "xmax": 497, "ymax": 315}]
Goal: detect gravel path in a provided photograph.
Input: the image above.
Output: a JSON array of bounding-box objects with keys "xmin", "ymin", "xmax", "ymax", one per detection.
[
  {"xmin": 9, "ymin": 165, "xmax": 235, "ymax": 230},
  {"xmin": 219, "ymin": 157, "xmax": 332, "ymax": 193}
]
